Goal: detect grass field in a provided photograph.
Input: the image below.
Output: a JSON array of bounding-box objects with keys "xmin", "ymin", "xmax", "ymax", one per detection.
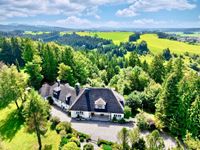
[
  {"xmin": 138, "ymin": 34, "xmax": 200, "ymax": 55},
  {"xmin": 0, "ymin": 103, "xmax": 60, "ymax": 150},
  {"xmin": 76, "ymin": 31, "xmax": 133, "ymax": 45}
]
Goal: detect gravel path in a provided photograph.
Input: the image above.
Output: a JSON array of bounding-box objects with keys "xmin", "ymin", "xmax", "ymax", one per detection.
[{"xmin": 51, "ymin": 106, "xmax": 177, "ymax": 149}]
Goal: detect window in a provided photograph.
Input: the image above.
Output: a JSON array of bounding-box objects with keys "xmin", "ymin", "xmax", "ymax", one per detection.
[{"xmin": 76, "ymin": 111, "xmax": 83, "ymax": 115}]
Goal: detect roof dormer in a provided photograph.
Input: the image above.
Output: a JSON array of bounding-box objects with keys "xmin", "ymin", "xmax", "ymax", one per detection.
[{"xmin": 95, "ymin": 98, "xmax": 106, "ymax": 109}]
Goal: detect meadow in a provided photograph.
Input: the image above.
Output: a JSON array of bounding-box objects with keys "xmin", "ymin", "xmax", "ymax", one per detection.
[
  {"xmin": 0, "ymin": 103, "xmax": 61, "ymax": 150},
  {"xmin": 138, "ymin": 34, "xmax": 200, "ymax": 55},
  {"xmin": 76, "ymin": 31, "xmax": 133, "ymax": 45}
]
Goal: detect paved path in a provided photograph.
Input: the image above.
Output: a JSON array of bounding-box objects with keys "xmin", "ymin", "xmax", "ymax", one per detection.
[
  {"xmin": 51, "ymin": 106, "xmax": 133, "ymax": 141},
  {"xmin": 51, "ymin": 106, "xmax": 177, "ymax": 149}
]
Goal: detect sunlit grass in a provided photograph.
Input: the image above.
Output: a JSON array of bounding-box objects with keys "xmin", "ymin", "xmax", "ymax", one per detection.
[
  {"xmin": 138, "ymin": 34, "xmax": 200, "ymax": 55},
  {"xmin": 76, "ymin": 31, "xmax": 133, "ymax": 45},
  {"xmin": 0, "ymin": 103, "xmax": 61, "ymax": 150}
]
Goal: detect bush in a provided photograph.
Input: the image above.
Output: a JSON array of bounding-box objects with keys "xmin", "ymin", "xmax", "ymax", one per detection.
[
  {"xmin": 83, "ymin": 143, "xmax": 94, "ymax": 150},
  {"xmin": 56, "ymin": 122, "xmax": 72, "ymax": 134},
  {"xmin": 97, "ymin": 139, "xmax": 113, "ymax": 147},
  {"xmin": 50, "ymin": 116, "xmax": 60, "ymax": 130},
  {"xmin": 136, "ymin": 112, "xmax": 149, "ymax": 130},
  {"xmin": 134, "ymin": 138, "xmax": 146, "ymax": 150},
  {"xmin": 60, "ymin": 130, "xmax": 67, "ymax": 137},
  {"xmin": 62, "ymin": 142, "xmax": 80, "ymax": 150},
  {"xmin": 60, "ymin": 137, "xmax": 69, "ymax": 147},
  {"xmin": 66, "ymin": 133, "xmax": 73, "ymax": 139},
  {"xmin": 102, "ymin": 144, "xmax": 112, "ymax": 150},
  {"xmin": 80, "ymin": 136, "xmax": 85, "ymax": 142},
  {"xmin": 69, "ymin": 137, "xmax": 81, "ymax": 147},
  {"xmin": 86, "ymin": 135, "xmax": 91, "ymax": 142},
  {"xmin": 124, "ymin": 106, "xmax": 132, "ymax": 119},
  {"xmin": 118, "ymin": 118, "xmax": 126, "ymax": 124}
]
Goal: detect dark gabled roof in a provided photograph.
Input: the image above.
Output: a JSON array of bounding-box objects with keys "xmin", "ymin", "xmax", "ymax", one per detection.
[
  {"xmin": 49, "ymin": 83, "xmax": 77, "ymax": 105},
  {"xmin": 39, "ymin": 83, "xmax": 51, "ymax": 98},
  {"xmin": 39, "ymin": 82, "xmax": 79, "ymax": 106},
  {"xmin": 70, "ymin": 88, "xmax": 124, "ymax": 114}
]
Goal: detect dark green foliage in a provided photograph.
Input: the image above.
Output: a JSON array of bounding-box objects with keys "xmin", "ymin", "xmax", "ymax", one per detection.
[
  {"xmin": 50, "ymin": 116, "xmax": 60, "ymax": 130},
  {"xmin": 83, "ymin": 143, "xmax": 94, "ymax": 150},
  {"xmin": 136, "ymin": 112, "xmax": 149, "ymax": 130},
  {"xmin": 25, "ymin": 55, "xmax": 43, "ymax": 89},
  {"xmin": 56, "ymin": 122, "xmax": 72, "ymax": 134},
  {"xmin": 41, "ymin": 44, "xmax": 58, "ymax": 82},
  {"xmin": 129, "ymin": 52, "xmax": 141, "ymax": 67},
  {"xmin": 124, "ymin": 106, "xmax": 132, "ymax": 119},
  {"xmin": 97, "ymin": 139, "xmax": 113, "ymax": 147},
  {"xmin": 23, "ymin": 89, "xmax": 50, "ymax": 150},
  {"xmin": 134, "ymin": 138, "xmax": 146, "ymax": 150},
  {"xmin": 69, "ymin": 137, "xmax": 80, "ymax": 147},
  {"xmin": 156, "ymin": 72, "xmax": 181, "ymax": 134},
  {"xmin": 150, "ymin": 55, "xmax": 165, "ymax": 84},
  {"xmin": 126, "ymin": 91, "xmax": 143, "ymax": 113},
  {"xmin": 163, "ymin": 48, "xmax": 172, "ymax": 61},
  {"xmin": 102, "ymin": 144, "xmax": 112, "ymax": 150},
  {"xmin": 129, "ymin": 33, "xmax": 140, "ymax": 42},
  {"xmin": 136, "ymin": 40, "xmax": 149, "ymax": 55},
  {"xmin": 117, "ymin": 128, "xmax": 129, "ymax": 150},
  {"xmin": 146, "ymin": 130, "xmax": 165, "ymax": 150}
]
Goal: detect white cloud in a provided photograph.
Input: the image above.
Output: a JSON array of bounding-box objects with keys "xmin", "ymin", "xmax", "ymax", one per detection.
[
  {"xmin": 54, "ymin": 17, "xmax": 168, "ymax": 28},
  {"xmin": 0, "ymin": 0, "xmax": 122, "ymax": 20},
  {"xmin": 116, "ymin": 0, "xmax": 196, "ymax": 17},
  {"xmin": 199, "ymin": 15, "xmax": 200, "ymax": 19},
  {"xmin": 56, "ymin": 16, "xmax": 92, "ymax": 28}
]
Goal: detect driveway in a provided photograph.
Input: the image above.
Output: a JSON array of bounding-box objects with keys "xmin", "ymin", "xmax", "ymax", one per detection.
[
  {"xmin": 51, "ymin": 106, "xmax": 177, "ymax": 149},
  {"xmin": 51, "ymin": 106, "xmax": 133, "ymax": 142}
]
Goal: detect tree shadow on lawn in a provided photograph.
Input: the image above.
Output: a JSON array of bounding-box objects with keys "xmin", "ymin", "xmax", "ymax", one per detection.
[{"xmin": 0, "ymin": 108, "xmax": 25, "ymax": 141}]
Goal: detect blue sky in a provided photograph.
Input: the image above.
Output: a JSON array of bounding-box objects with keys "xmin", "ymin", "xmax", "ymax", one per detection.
[{"xmin": 0, "ymin": 0, "xmax": 200, "ymax": 28}]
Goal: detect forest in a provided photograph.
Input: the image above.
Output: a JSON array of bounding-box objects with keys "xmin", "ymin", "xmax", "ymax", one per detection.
[{"xmin": 0, "ymin": 31, "xmax": 200, "ymax": 150}]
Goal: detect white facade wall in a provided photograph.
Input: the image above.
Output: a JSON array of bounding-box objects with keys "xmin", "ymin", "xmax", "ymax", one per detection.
[
  {"xmin": 111, "ymin": 113, "xmax": 124, "ymax": 120},
  {"xmin": 71, "ymin": 111, "xmax": 91, "ymax": 119},
  {"xmin": 52, "ymin": 97, "xmax": 70, "ymax": 111}
]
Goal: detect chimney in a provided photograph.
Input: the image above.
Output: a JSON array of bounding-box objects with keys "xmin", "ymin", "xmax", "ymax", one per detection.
[
  {"xmin": 75, "ymin": 83, "xmax": 80, "ymax": 96},
  {"xmin": 85, "ymin": 88, "xmax": 91, "ymax": 111},
  {"xmin": 57, "ymin": 79, "xmax": 60, "ymax": 87}
]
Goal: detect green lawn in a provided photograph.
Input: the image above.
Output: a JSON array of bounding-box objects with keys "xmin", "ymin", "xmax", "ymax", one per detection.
[
  {"xmin": 0, "ymin": 103, "xmax": 61, "ymax": 150},
  {"xmin": 138, "ymin": 34, "xmax": 200, "ymax": 55},
  {"xmin": 76, "ymin": 31, "xmax": 133, "ymax": 45}
]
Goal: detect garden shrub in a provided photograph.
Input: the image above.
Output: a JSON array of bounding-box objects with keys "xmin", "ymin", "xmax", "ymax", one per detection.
[
  {"xmin": 124, "ymin": 106, "xmax": 132, "ymax": 119},
  {"xmin": 118, "ymin": 118, "xmax": 126, "ymax": 124},
  {"xmin": 86, "ymin": 135, "xmax": 91, "ymax": 142},
  {"xmin": 66, "ymin": 133, "xmax": 73, "ymax": 139},
  {"xmin": 50, "ymin": 116, "xmax": 60, "ymax": 130},
  {"xmin": 136, "ymin": 112, "xmax": 149, "ymax": 130},
  {"xmin": 134, "ymin": 138, "xmax": 146, "ymax": 150},
  {"xmin": 62, "ymin": 142, "xmax": 80, "ymax": 150},
  {"xmin": 56, "ymin": 122, "xmax": 72, "ymax": 134},
  {"xmin": 69, "ymin": 137, "xmax": 81, "ymax": 147},
  {"xmin": 60, "ymin": 130, "xmax": 67, "ymax": 138},
  {"xmin": 80, "ymin": 136, "xmax": 84, "ymax": 142},
  {"xmin": 97, "ymin": 139, "xmax": 113, "ymax": 147},
  {"xmin": 102, "ymin": 144, "xmax": 112, "ymax": 150},
  {"xmin": 83, "ymin": 143, "xmax": 94, "ymax": 150},
  {"xmin": 60, "ymin": 137, "xmax": 69, "ymax": 147}
]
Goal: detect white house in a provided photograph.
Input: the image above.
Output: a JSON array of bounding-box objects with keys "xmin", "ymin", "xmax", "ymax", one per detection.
[{"xmin": 39, "ymin": 81, "xmax": 124, "ymax": 121}]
